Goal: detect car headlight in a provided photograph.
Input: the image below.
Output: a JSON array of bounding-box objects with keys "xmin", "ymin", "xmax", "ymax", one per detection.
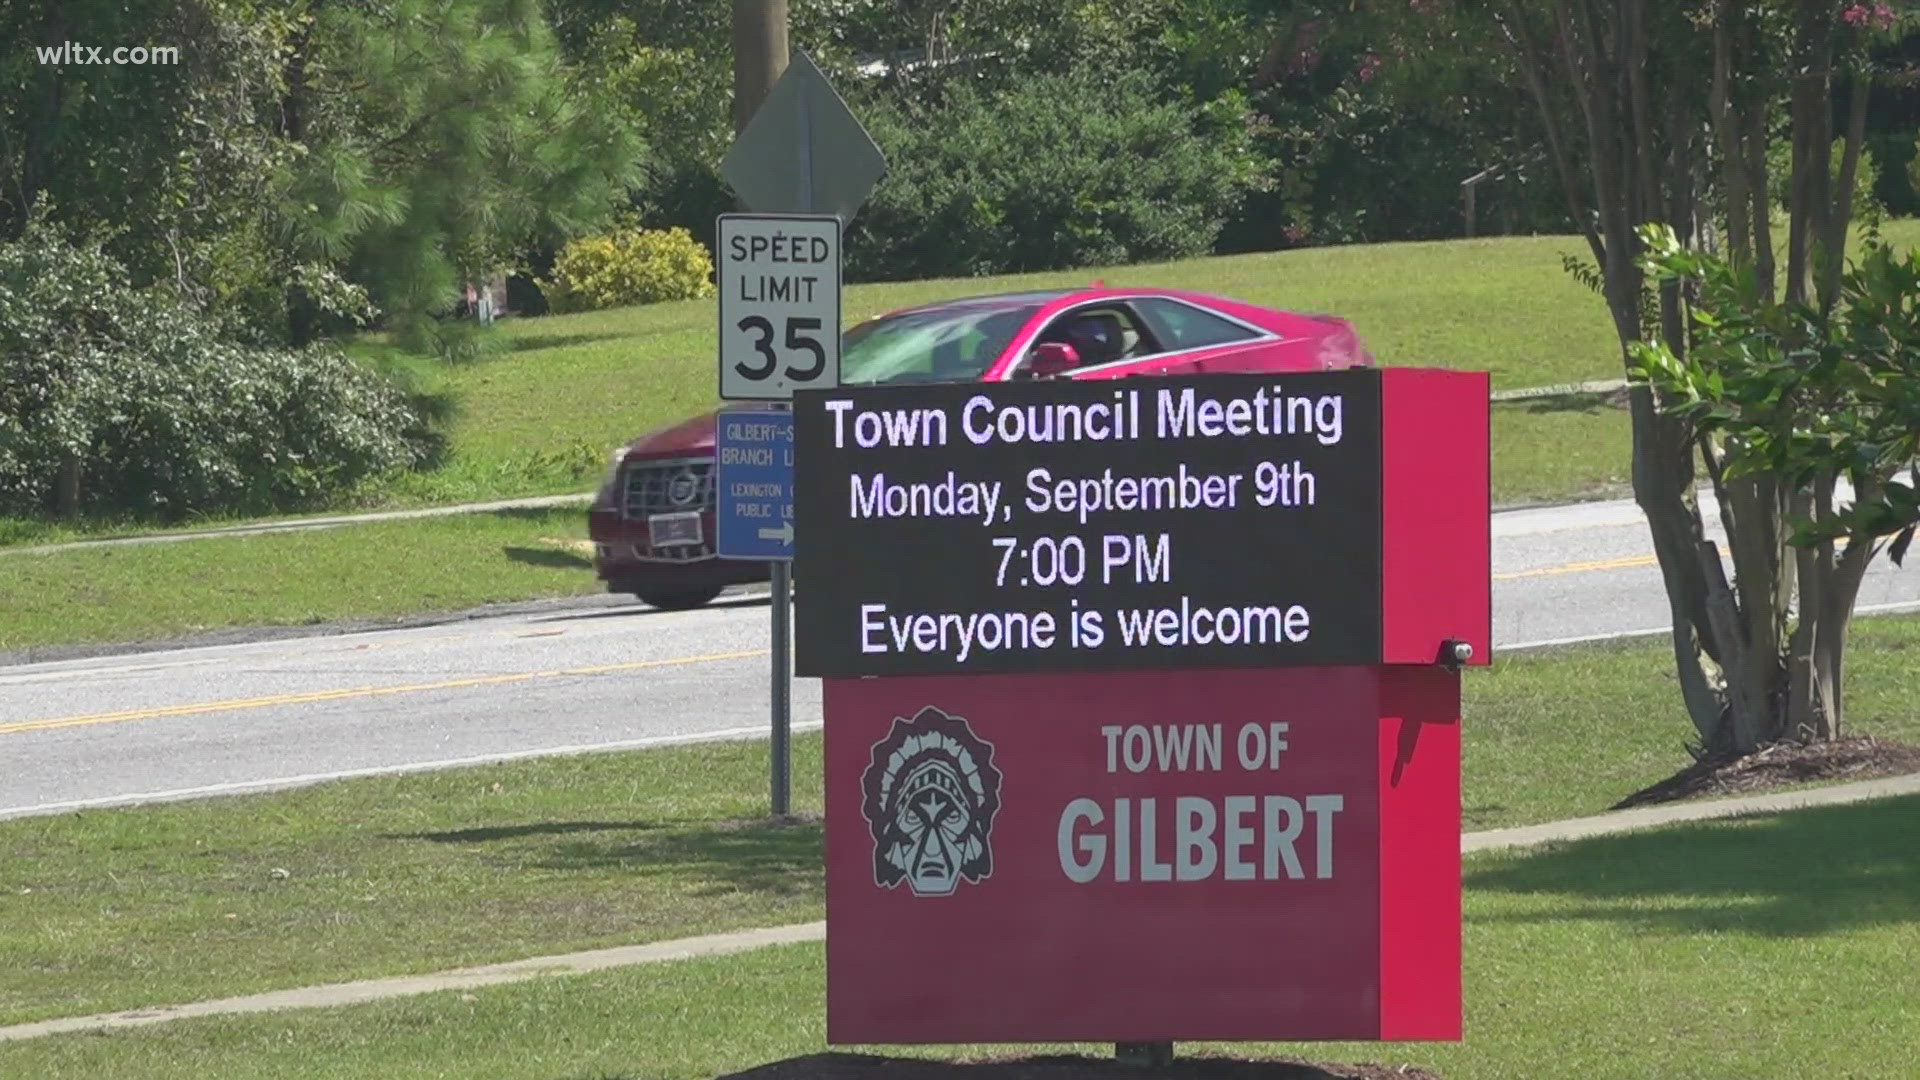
[{"xmin": 595, "ymin": 447, "xmax": 629, "ymax": 505}]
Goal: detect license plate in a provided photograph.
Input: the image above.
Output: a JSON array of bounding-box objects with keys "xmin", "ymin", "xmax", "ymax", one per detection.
[{"xmin": 648, "ymin": 511, "xmax": 703, "ymax": 548}]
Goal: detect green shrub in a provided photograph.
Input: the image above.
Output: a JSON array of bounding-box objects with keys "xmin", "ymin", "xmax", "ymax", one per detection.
[
  {"xmin": 1769, "ymin": 136, "xmax": 1883, "ymax": 223},
  {"xmin": 0, "ymin": 220, "xmax": 426, "ymax": 519},
  {"xmin": 543, "ymin": 226, "xmax": 715, "ymax": 312},
  {"xmin": 846, "ymin": 68, "xmax": 1268, "ymax": 281}
]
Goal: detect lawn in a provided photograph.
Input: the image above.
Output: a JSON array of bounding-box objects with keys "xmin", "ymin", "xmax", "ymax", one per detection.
[
  {"xmin": 350, "ymin": 218, "xmax": 1920, "ymax": 508},
  {"xmin": 7, "ymin": 220, "xmax": 1918, "ymax": 552},
  {"xmin": 6, "ymin": 795, "xmax": 1915, "ymax": 1079},
  {"xmin": 0, "ymin": 507, "xmax": 601, "ymax": 655},
  {"xmin": 2, "ymin": 613, "xmax": 1915, "ymax": 1027},
  {"xmin": 0, "ymin": 738, "xmax": 826, "ymax": 1027},
  {"xmin": 433, "ymin": 235, "xmax": 1627, "ymax": 474},
  {"xmin": 0, "ymin": 231, "xmax": 1638, "ymax": 549}
]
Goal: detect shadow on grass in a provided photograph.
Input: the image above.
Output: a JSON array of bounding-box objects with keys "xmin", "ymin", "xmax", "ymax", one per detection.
[
  {"xmin": 390, "ymin": 816, "xmax": 823, "ymax": 898},
  {"xmin": 1513, "ymin": 391, "xmax": 1627, "ymax": 415},
  {"xmin": 503, "ymin": 545, "xmax": 593, "ymax": 570},
  {"xmin": 476, "ymin": 506, "xmax": 592, "ymax": 522},
  {"xmin": 506, "ymin": 332, "xmax": 628, "ymax": 354},
  {"xmin": 385, "ymin": 820, "xmax": 667, "ymax": 843},
  {"xmin": 535, "ymin": 815, "xmax": 824, "ymax": 897},
  {"xmin": 1462, "ymin": 802, "xmax": 1509, "ymax": 830},
  {"xmin": 1466, "ymin": 794, "xmax": 1920, "ymax": 936}
]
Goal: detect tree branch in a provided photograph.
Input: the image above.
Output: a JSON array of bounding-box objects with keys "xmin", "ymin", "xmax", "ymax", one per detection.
[
  {"xmin": 1822, "ymin": 67, "xmax": 1871, "ymax": 311},
  {"xmin": 1493, "ymin": 1, "xmax": 1604, "ymax": 266}
]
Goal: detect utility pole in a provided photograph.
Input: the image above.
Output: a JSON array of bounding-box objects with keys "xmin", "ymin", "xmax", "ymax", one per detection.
[{"xmin": 732, "ymin": 0, "xmax": 790, "ymax": 137}]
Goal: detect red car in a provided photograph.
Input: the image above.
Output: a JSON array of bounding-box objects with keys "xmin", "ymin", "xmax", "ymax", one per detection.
[{"xmin": 589, "ymin": 285, "xmax": 1374, "ymax": 609}]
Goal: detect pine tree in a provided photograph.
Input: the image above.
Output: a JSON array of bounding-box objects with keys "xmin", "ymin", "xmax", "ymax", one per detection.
[{"xmin": 276, "ymin": 0, "xmax": 643, "ymax": 347}]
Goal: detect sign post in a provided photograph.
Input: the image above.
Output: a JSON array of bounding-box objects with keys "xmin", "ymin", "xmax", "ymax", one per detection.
[
  {"xmin": 715, "ymin": 408, "xmax": 798, "ymax": 815},
  {"xmin": 794, "ymin": 367, "xmax": 1492, "ymax": 1047},
  {"xmin": 717, "ymin": 49, "xmax": 886, "ymax": 817}
]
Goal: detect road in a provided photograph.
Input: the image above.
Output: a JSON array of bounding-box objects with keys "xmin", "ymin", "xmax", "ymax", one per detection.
[{"xmin": 4, "ymin": 494, "xmax": 1917, "ymax": 819}]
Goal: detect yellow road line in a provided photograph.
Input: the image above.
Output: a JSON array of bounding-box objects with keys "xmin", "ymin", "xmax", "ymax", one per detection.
[
  {"xmin": 1, "ymin": 550, "xmax": 1700, "ymax": 736},
  {"xmin": 1494, "ymin": 554, "xmax": 1657, "ymax": 580},
  {"xmin": 0, "ymin": 649, "xmax": 769, "ymax": 737}
]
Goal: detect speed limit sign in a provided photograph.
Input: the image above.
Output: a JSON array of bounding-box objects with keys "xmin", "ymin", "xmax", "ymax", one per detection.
[{"xmin": 717, "ymin": 214, "xmax": 841, "ymax": 400}]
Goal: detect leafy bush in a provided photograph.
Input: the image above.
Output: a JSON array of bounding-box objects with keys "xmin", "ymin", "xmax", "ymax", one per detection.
[
  {"xmin": 845, "ymin": 69, "xmax": 1268, "ymax": 281},
  {"xmin": 1769, "ymin": 136, "xmax": 1883, "ymax": 223},
  {"xmin": 544, "ymin": 226, "xmax": 715, "ymax": 312},
  {"xmin": 0, "ymin": 221, "xmax": 426, "ymax": 519}
]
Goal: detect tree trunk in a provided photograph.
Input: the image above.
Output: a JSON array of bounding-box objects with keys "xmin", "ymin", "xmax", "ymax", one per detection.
[
  {"xmin": 1627, "ymin": 387, "xmax": 1727, "ymax": 748},
  {"xmin": 55, "ymin": 448, "xmax": 82, "ymax": 519},
  {"xmin": 1784, "ymin": 0, "xmax": 1835, "ymax": 306},
  {"xmin": 288, "ymin": 284, "xmax": 318, "ymax": 349},
  {"xmin": 1537, "ymin": 0, "xmax": 1733, "ymax": 750},
  {"xmin": 1821, "ymin": 71, "xmax": 1871, "ymax": 312},
  {"xmin": 282, "ymin": 21, "xmax": 313, "ymax": 346},
  {"xmin": 15, "ymin": 3, "xmax": 68, "ymax": 232}
]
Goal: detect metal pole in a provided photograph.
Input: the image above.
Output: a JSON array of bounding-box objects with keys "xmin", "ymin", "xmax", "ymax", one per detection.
[
  {"xmin": 775, "ymin": 69, "xmax": 813, "ymax": 821},
  {"xmin": 770, "ymin": 560, "xmax": 793, "ymax": 817},
  {"xmin": 770, "ymin": 407, "xmax": 793, "ymax": 819}
]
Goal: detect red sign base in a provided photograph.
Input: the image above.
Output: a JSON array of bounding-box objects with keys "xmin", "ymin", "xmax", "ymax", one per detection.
[{"xmin": 824, "ymin": 665, "xmax": 1461, "ymax": 1045}]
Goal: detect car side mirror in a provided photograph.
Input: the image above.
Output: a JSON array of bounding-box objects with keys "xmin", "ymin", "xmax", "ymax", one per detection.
[{"xmin": 1029, "ymin": 342, "xmax": 1080, "ymax": 379}]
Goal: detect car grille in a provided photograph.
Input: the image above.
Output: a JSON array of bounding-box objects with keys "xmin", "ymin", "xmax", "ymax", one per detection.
[{"xmin": 621, "ymin": 457, "xmax": 716, "ymax": 562}]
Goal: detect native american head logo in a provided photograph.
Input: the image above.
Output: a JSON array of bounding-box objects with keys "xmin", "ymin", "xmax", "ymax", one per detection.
[{"xmin": 860, "ymin": 705, "xmax": 1004, "ymax": 897}]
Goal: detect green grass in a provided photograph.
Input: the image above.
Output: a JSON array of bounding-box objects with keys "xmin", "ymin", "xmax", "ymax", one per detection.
[
  {"xmin": 6, "ymin": 796, "xmax": 1916, "ymax": 1079},
  {"xmin": 347, "ymin": 218, "xmax": 1920, "ymax": 509},
  {"xmin": 11, "ymin": 221, "xmax": 1920, "ymax": 550},
  {"xmin": 0, "ymin": 508, "xmax": 601, "ymax": 654},
  {"xmin": 398, "ymin": 236, "xmax": 1631, "ymax": 504},
  {"xmin": 3, "ymin": 614, "xmax": 1916, "ymax": 1028},
  {"xmin": 1490, "ymin": 393, "xmax": 1631, "ymax": 505},
  {"xmin": 0, "ymin": 739, "xmax": 825, "ymax": 1027},
  {"xmin": 1461, "ymin": 612, "xmax": 1920, "ymax": 830}
]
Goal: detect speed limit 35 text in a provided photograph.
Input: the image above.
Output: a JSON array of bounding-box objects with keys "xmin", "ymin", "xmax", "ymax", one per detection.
[{"xmin": 729, "ymin": 231, "xmax": 831, "ymax": 303}]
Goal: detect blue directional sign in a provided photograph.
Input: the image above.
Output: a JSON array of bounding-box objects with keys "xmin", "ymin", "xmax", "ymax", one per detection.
[{"xmin": 716, "ymin": 408, "xmax": 795, "ymax": 561}]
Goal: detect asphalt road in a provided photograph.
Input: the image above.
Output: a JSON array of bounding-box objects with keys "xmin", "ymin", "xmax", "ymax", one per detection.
[{"xmin": 4, "ymin": 495, "xmax": 1917, "ymax": 820}]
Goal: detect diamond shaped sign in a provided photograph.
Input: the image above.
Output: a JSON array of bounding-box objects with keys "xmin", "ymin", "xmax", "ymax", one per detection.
[{"xmin": 721, "ymin": 50, "xmax": 887, "ymax": 219}]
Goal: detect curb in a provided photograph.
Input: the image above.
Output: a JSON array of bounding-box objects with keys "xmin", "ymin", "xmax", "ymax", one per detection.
[
  {"xmin": 2, "ymin": 377, "xmax": 1631, "ymax": 559},
  {"xmin": 0, "ymin": 492, "xmax": 594, "ymax": 559},
  {"xmin": 0, "ymin": 922, "xmax": 825, "ymax": 1043},
  {"xmin": 5, "ymin": 771, "xmax": 1916, "ymax": 1042},
  {"xmin": 1463, "ymin": 771, "xmax": 1920, "ymax": 852},
  {"xmin": 1489, "ymin": 377, "xmax": 1628, "ymax": 402}
]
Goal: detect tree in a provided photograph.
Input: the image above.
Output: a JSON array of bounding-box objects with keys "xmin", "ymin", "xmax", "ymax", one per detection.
[
  {"xmin": 0, "ymin": 0, "xmax": 292, "ymax": 306},
  {"xmin": 274, "ymin": 0, "xmax": 643, "ymax": 350},
  {"xmin": 1631, "ymin": 228, "xmax": 1920, "ymax": 698},
  {"xmin": 1451, "ymin": 0, "xmax": 1909, "ymax": 757}
]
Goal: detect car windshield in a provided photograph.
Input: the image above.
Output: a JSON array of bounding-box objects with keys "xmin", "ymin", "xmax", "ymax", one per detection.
[{"xmin": 839, "ymin": 304, "xmax": 1042, "ymax": 385}]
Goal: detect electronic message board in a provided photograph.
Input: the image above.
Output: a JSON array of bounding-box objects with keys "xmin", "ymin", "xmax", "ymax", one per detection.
[{"xmin": 794, "ymin": 371, "xmax": 1386, "ymax": 677}]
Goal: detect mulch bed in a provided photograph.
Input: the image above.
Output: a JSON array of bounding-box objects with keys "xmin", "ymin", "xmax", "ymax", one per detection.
[
  {"xmin": 1611, "ymin": 734, "xmax": 1920, "ymax": 810},
  {"xmin": 720, "ymin": 1053, "xmax": 1442, "ymax": 1080}
]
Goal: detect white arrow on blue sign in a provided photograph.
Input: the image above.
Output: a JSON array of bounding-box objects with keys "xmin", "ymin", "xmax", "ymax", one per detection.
[{"xmin": 715, "ymin": 408, "xmax": 795, "ymax": 561}]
